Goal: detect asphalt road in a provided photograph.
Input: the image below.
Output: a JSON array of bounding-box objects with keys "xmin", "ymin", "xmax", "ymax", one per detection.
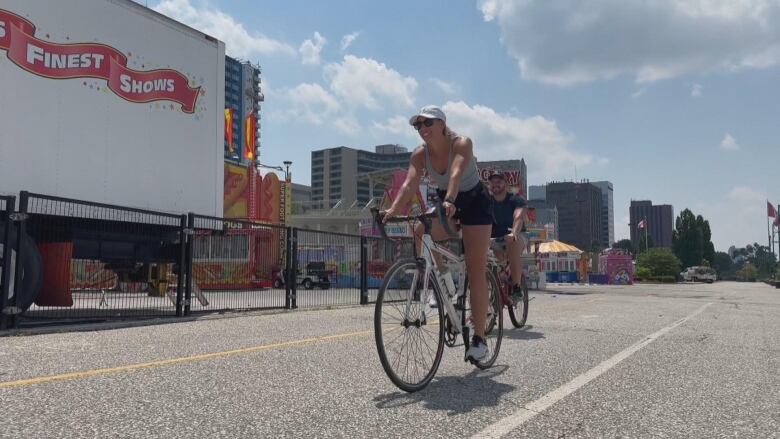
[{"xmin": 1, "ymin": 282, "xmax": 778, "ymax": 438}]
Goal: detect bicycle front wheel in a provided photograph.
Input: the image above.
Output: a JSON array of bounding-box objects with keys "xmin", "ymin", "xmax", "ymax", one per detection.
[
  {"xmin": 465, "ymin": 270, "xmax": 503, "ymax": 369},
  {"xmin": 508, "ymin": 276, "xmax": 529, "ymax": 328},
  {"xmin": 374, "ymin": 259, "xmax": 445, "ymax": 393}
]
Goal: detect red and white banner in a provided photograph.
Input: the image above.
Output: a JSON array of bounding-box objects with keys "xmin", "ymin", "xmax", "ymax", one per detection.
[
  {"xmin": 0, "ymin": 9, "xmax": 201, "ymax": 113},
  {"xmin": 768, "ymin": 201, "xmax": 777, "ymax": 219},
  {"xmin": 637, "ymin": 219, "xmax": 646, "ymax": 229}
]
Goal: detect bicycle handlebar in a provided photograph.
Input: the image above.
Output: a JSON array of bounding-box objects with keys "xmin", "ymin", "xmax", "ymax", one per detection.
[{"xmin": 370, "ymin": 202, "xmax": 460, "ymax": 240}]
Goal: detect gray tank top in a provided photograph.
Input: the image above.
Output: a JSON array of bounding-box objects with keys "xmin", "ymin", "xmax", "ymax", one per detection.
[{"xmin": 423, "ymin": 136, "xmax": 481, "ymax": 192}]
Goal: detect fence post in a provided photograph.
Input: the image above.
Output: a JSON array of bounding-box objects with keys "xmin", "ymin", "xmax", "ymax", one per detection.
[
  {"xmin": 284, "ymin": 227, "xmax": 292, "ymax": 309},
  {"xmin": 10, "ymin": 192, "xmax": 30, "ymax": 328},
  {"xmin": 184, "ymin": 213, "xmax": 194, "ymax": 316},
  {"xmin": 1, "ymin": 196, "xmax": 16, "ymax": 330},
  {"xmin": 290, "ymin": 228, "xmax": 298, "ymax": 309},
  {"xmin": 360, "ymin": 236, "xmax": 368, "ymax": 305},
  {"xmin": 175, "ymin": 214, "xmax": 187, "ymax": 317}
]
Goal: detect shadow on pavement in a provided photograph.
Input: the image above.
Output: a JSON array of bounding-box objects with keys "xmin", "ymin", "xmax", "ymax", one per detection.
[
  {"xmin": 374, "ymin": 365, "xmax": 515, "ymax": 415},
  {"xmin": 502, "ymin": 325, "xmax": 545, "ymax": 341}
]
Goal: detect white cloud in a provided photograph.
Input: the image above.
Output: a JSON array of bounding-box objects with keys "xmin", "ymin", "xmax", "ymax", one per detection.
[
  {"xmin": 334, "ymin": 116, "xmax": 361, "ymax": 136},
  {"xmin": 691, "ymin": 83, "xmax": 703, "ymax": 97},
  {"xmin": 726, "ymin": 186, "xmax": 764, "ymax": 204},
  {"xmin": 299, "ymin": 32, "xmax": 327, "ymax": 65},
  {"xmin": 275, "ymin": 83, "xmax": 340, "ymax": 125},
  {"xmin": 630, "ymin": 88, "xmax": 647, "ymax": 99},
  {"xmin": 153, "ymin": 0, "xmax": 295, "ymax": 59},
  {"xmin": 720, "ymin": 133, "xmax": 740, "ymax": 151},
  {"xmin": 371, "ymin": 115, "xmax": 419, "ymax": 141},
  {"xmin": 340, "ymin": 32, "xmax": 360, "ymax": 51},
  {"xmin": 442, "ymin": 101, "xmax": 594, "ymax": 180},
  {"xmin": 324, "ymin": 55, "xmax": 418, "ymax": 110},
  {"xmin": 430, "ymin": 78, "xmax": 458, "ymax": 95},
  {"xmin": 478, "ymin": 0, "xmax": 780, "ymax": 85}
]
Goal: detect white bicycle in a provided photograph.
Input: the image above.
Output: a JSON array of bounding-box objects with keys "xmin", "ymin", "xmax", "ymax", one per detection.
[{"xmin": 371, "ymin": 205, "xmax": 503, "ymax": 393}]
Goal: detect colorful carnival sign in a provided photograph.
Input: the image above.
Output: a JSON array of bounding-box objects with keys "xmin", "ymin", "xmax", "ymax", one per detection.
[{"xmin": 0, "ymin": 9, "xmax": 201, "ymax": 112}]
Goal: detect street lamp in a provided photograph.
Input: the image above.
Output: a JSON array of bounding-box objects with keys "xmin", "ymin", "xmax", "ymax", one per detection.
[{"xmin": 283, "ymin": 161, "xmax": 292, "ymax": 182}]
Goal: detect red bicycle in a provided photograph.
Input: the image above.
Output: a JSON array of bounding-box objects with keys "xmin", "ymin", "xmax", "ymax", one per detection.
[{"xmin": 489, "ymin": 237, "xmax": 529, "ymax": 328}]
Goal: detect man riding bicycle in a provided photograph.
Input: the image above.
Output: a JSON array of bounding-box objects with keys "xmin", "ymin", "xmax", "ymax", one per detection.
[{"xmin": 488, "ymin": 171, "xmax": 528, "ymax": 302}]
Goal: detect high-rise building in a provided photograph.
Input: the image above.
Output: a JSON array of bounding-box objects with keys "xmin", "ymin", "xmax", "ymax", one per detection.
[
  {"xmin": 291, "ymin": 183, "xmax": 312, "ymax": 214},
  {"xmin": 224, "ymin": 56, "xmax": 262, "ymax": 164},
  {"xmin": 591, "ymin": 181, "xmax": 615, "ymax": 248},
  {"xmin": 311, "ymin": 145, "xmax": 411, "ymax": 208},
  {"xmin": 528, "ymin": 185, "xmax": 546, "ymax": 201},
  {"xmin": 545, "ymin": 181, "xmax": 603, "ymax": 251},
  {"xmin": 630, "ymin": 200, "xmax": 674, "ymax": 249}
]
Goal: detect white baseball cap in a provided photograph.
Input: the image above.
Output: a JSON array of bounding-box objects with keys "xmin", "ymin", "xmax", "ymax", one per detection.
[{"xmin": 409, "ymin": 105, "xmax": 446, "ymax": 125}]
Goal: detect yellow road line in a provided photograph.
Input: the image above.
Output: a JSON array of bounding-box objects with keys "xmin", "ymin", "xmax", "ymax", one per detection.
[{"xmin": 0, "ymin": 329, "xmax": 373, "ymax": 389}]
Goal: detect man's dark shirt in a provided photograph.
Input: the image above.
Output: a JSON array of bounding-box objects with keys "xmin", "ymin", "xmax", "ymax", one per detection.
[{"xmin": 491, "ymin": 194, "xmax": 526, "ymax": 238}]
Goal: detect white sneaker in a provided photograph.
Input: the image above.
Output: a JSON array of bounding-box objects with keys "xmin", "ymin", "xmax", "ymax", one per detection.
[{"xmin": 466, "ymin": 336, "xmax": 489, "ymax": 363}]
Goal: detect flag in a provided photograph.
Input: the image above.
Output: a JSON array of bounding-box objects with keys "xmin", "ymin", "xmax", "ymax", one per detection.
[
  {"xmin": 768, "ymin": 201, "xmax": 777, "ymax": 218},
  {"xmin": 637, "ymin": 219, "xmax": 646, "ymax": 229}
]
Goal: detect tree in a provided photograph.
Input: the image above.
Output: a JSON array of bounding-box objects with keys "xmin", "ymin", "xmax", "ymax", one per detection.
[
  {"xmin": 672, "ymin": 209, "xmax": 715, "ymax": 268},
  {"xmin": 638, "ymin": 234, "xmax": 654, "ymax": 255},
  {"xmin": 636, "ymin": 248, "xmax": 682, "ymax": 277},
  {"xmin": 712, "ymin": 251, "xmax": 734, "ymax": 279},
  {"xmin": 613, "ymin": 239, "xmax": 635, "ymax": 257},
  {"xmin": 737, "ymin": 263, "xmax": 759, "ymax": 282}
]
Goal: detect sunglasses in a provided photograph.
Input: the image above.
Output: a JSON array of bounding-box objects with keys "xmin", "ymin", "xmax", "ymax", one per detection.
[{"xmin": 412, "ymin": 118, "xmax": 436, "ymax": 131}]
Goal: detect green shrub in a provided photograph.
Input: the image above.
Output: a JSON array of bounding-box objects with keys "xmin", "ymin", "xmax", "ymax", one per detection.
[{"xmin": 636, "ymin": 267, "xmax": 651, "ymax": 279}]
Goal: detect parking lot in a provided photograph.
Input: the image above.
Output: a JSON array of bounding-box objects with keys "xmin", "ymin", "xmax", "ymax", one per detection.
[{"xmin": 1, "ymin": 281, "xmax": 778, "ymax": 438}]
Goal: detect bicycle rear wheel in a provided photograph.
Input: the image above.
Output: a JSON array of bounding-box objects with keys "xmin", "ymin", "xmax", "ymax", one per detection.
[
  {"xmin": 508, "ymin": 276, "xmax": 529, "ymax": 328},
  {"xmin": 465, "ymin": 270, "xmax": 503, "ymax": 369},
  {"xmin": 374, "ymin": 259, "xmax": 445, "ymax": 392}
]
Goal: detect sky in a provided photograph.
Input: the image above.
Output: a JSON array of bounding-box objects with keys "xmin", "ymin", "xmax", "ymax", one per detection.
[{"xmin": 147, "ymin": 0, "xmax": 780, "ymax": 252}]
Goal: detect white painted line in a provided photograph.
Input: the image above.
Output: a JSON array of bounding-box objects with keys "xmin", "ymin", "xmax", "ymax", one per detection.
[{"xmin": 473, "ymin": 302, "xmax": 713, "ymax": 439}]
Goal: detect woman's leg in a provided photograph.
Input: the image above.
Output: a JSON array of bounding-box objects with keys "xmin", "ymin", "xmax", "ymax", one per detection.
[
  {"xmin": 462, "ymin": 224, "xmax": 492, "ymax": 338},
  {"xmin": 414, "ymin": 218, "xmax": 457, "ymax": 269}
]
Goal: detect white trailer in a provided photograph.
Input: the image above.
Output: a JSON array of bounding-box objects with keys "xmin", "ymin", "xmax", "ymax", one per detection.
[
  {"xmin": 0, "ymin": 0, "xmax": 225, "ymax": 216},
  {"xmin": 0, "ymin": 0, "xmax": 226, "ymax": 313}
]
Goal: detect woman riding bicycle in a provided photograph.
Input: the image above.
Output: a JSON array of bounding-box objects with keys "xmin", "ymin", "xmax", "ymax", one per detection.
[{"xmin": 383, "ymin": 105, "xmax": 494, "ymax": 363}]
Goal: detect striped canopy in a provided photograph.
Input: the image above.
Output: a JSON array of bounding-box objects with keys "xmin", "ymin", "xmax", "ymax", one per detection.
[{"xmin": 538, "ymin": 240, "xmax": 583, "ymax": 254}]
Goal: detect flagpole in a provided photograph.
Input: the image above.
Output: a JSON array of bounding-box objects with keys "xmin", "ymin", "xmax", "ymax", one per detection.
[{"xmin": 644, "ymin": 216, "xmax": 648, "ymax": 252}]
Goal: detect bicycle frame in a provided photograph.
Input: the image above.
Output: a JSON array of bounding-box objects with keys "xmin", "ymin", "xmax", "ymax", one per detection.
[{"xmin": 415, "ymin": 233, "xmax": 466, "ymax": 335}]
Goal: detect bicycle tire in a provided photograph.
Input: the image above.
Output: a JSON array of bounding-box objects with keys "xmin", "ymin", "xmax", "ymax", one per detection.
[
  {"xmin": 464, "ymin": 270, "xmax": 503, "ymax": 369},
  {"xmin": 374, "ymin": 259, "xmax": 445, "ymax": 393},
  {"xmin": 508, "ymin": 276, "xmax": 529, "ymax": 328}
]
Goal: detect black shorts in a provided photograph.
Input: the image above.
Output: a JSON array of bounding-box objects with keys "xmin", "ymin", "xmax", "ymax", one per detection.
[{"xmin": 437, "ymin": 183, "xmax": 494, "ymax": 226}]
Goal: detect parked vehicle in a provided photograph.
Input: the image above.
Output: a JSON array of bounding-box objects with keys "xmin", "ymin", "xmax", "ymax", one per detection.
[
  {"xmin": 274, "ymin": 262, "xmax": 333, "ymax": 290},
  {"xmin": 680, "ymin": 266, "xmax": 717, "ymax": 283}
]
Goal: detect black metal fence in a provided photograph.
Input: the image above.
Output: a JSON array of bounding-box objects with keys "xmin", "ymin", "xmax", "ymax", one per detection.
[
  {"xmin": 186, "ymin": 214, "xmax": 289, "ymax": 313},
  {"xmin": 4, "ymin": 192, "xmax": 188, "ymax": 327},
  {"xmin": 0, "ymin": 191, "xmax": 414, "ymax": 330},
  {"xmin": 1, "ymin": 195, "xmax": 16, "ymax": 330}
]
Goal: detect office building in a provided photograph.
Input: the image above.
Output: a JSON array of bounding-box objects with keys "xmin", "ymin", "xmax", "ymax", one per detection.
[
  {"xmin": 528, "ymin": 185, "xmax": 546, "ymax": 201},
  {"xmin": 630, "ymin": 200, "xmax": 674, "ymax": 249},
  {"xmin": 591, "ymin": 181, "xmax": 615, "ymax": 248},
  {"xmin": 311, "ymin": 145, "xmax": 411, "ymax": 208},
  {"xmin": 545, "ymin": 181, "xmax": 603, "ymax": 251},
  {"xmin": 291, "ymin": 183, "xmax": 312, "ymax": 214},
  {"xmin": 224, "ymin": 56, "xmax": 262, "ymax": 164}
]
